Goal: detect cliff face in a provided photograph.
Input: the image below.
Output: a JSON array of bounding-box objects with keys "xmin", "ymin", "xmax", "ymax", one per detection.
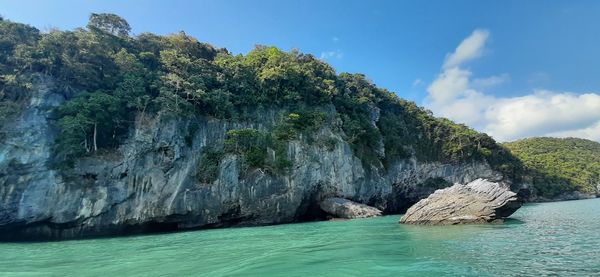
[{"xmin": 0, "ymin": 79, "xmax": 502, "ymax": 240}]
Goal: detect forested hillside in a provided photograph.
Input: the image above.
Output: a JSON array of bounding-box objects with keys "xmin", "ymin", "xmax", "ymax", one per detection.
[
  {"xmin": 0, "ymin": 13, "xmax": 520, "ymax": 177},
  {"xmin": 1, "ymin": 12, "xmax": 598, "ymax": 240},
  {"xmin": 504, "ymin": 137, "xmax": 600, "ymax": 198}
]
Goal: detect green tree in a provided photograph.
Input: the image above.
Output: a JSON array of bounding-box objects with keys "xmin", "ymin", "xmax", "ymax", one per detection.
[
  {"xmin": 87, "ymin": 13, "xmax": 131, "ymax": 37},
  {"xmin": 157, "ymin": 49, "xmax": 220, "ymax": 115},
  {"xmin": 0, "ymin": 14, "xmax": 533, "ymax": 192},
  {"xmin": 57, "ymin": 92, "xmax": 125, "ymax": 157},
  {"xmin": 163, "ymin": 31, "xmax": 217, "ymax": 60},
  {"xmin": 113, "ymin": 48, "xmax": 152, "ymax": 117},
  {"xmin": 505, "ymin": 137, "xmax": 600, "ymax": 197}
]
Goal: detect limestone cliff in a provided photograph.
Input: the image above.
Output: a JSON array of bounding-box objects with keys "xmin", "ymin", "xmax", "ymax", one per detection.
[{"xmin": 0, "ymin": 79, "xmax": 504, "ymax": 240}]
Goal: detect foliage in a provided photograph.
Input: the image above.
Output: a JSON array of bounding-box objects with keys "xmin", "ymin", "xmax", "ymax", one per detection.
[
  {"xmin": 88, "ymin": 13, "xmax": 131, "ymax": 37},
  {"xmin": 333, "ymin": 73, "xmax": 383, "ymax": 162},
  {"xmin": 504, "ymin": 137, "xmax": 600, "ymax": 197},
  {"xmin": 224, "ymin": 128, "xmax": 291, "ymax": 173},
  {"xmin": 0, "ymin": 19, "xmax": 40, "ymax": 130},
  {"xmin": 56, "ymin": 91, "xmax": 127, "ymax": 160},
  {"xmin": 274, "ymin": 111, "xmax": 326, "ymax": 141},
  {"xmin": 196, "ymin": 148, "xmax": 224, "ymax": 184},
  {"xmin": 1, "ymin": 13, "xmax": 524, "ymax": 186},
  {"xmin": 224, "ymin": 129, "xmax": 262, "ymax": 154}
]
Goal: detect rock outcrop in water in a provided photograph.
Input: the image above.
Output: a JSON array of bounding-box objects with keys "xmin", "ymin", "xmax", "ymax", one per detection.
[
  {"xmin": 320, "ymin": 198, "xmax": 382, "ymax": 219},
  {"xmin": 399, "ymin": 179, "xmax": 522, "ymax": 225},
  {"xmin": 0, "ymin": 78, "xmax": 508, "ymax": 240}
]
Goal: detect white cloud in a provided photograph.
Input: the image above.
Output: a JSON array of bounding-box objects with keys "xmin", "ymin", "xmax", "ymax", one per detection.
[
  {"xmin": 320, "ymin": 50, "xmax": 343, "ymax": 60},
  {"xmin": 548, "ymin": 121, "xmax": 600, "ymax": 141},
  {"xmin": 425, "ymin": 29, "xmax": 600, "ymax": 142},
  {"xmin": 332, "ymin": 36, "xmax": 340, "ymax": 43},
  {"xmin": 484, "ymin": 92, "xmax": 600, "ymax": 141},
  {"xmin": 443, "ymin": 29, "xmax": 489, "ymax": 69},
  {"xmin": 427, "ymin": 67, "xmax": 472, "ymax": 103}
]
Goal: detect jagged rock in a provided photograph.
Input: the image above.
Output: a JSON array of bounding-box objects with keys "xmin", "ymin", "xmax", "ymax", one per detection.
[
  {"xmin": 399, "ymin": 179, "xmax": 522, "ymax": 225},
  {"xmin": 320, "ymin": 198, "xmax": 382, "ymax": 219},
  {"xmin": 0, "ymin": 77, "xmax": 507, "ymax": 240}
]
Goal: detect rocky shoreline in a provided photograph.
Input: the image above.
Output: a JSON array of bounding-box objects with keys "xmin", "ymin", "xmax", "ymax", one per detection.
[
  {"xmin": 0, "ymin": 78, "xmax": 509, "ymax": 240},
  {"xmin": 0, "ymin": 78, "xmax": 595, "ymax": 241}
]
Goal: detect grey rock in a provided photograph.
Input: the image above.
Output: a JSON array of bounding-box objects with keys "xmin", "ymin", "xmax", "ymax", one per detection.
[
  {"xmin": 399, "ymin": 179, "xmax": 522, "ymax": 225},
  {"xmin": 320, "ymin": 198, "xmax": 382, "ymax": 219},
  {"xmin": 0, "ymin": 78, "xmax": 509, "ymax": 240}
]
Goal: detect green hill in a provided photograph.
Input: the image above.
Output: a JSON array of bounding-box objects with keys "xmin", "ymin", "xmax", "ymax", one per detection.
[
  {"xmin": 504, "ymin": 137, "xmax": 600, "ymax": 198},
  {"xmin": 4, "ymin": 13, "xmax": 597, "ymax": 202},
  {"xmin": 0, "ymin": 13, "xmax": 521, "ymax": 177}
]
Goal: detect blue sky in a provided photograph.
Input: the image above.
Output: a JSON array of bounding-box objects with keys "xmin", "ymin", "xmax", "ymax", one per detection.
[{"xmin": 2, "ymin": 0, "xmax": 600, "ymax": 141}]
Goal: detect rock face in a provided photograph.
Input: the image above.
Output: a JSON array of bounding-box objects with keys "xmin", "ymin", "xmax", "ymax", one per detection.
[
  {"xmin": 399, "ymin": 179, "xmax": 522, "ymax": 225},
  {"xmin": 320, "ymin": 198, "xmax": 382, "ymax": 219},
  {"xmin": 0, "ymin": 78, "xmax": 507, "ymax": 240}
]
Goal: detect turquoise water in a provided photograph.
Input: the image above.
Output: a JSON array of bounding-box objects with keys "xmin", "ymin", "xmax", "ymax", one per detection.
[{"xmin": 0, "ymin": 199, "xmax": 599, "ymax": 276}]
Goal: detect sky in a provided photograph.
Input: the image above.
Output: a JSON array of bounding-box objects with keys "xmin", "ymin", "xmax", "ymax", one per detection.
[{"xmin": 2, "ymin": 0, "xmax": 600, "ymax": 142}]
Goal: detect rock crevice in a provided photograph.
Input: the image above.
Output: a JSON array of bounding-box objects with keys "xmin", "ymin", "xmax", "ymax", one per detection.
[{"xmin": 0, "ymin": 79, "xmax": 507, "ymax": 240}]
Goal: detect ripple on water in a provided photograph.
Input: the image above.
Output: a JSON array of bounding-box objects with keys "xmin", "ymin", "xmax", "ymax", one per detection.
[{"xmin": 0, "ymin": 198, "xmax": 599, "ymax": 276}]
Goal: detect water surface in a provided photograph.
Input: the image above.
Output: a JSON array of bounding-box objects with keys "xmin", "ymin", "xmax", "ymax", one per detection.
[{"xmin": 1, "ymin": 198, "xmax": 599, "ymax": 276}]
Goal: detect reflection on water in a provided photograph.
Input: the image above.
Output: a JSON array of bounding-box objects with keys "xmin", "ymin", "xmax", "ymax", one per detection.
[{"xmin": 0, "ymin": 198, "xmax": 599, "ymax": 276}]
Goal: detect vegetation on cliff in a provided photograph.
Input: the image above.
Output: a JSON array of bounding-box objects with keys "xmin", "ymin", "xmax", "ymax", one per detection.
[
  {"xmin": 0, "ymin": 14, "xmax": 520, "ymax": 178},
  {"xmin": 504, "ymin": 137, "xmax": 600, "ymax": 197}
]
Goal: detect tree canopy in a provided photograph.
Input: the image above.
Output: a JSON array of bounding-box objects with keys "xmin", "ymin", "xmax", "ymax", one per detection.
[
  {"xmin": 87, "ymin": 13, "xmax": 131, "ymax": 37},
  {"xmin": 504, "ymin": 137, "xmax": 600, "ymax": 197},
  {"xmin": 0, "ymin": 13, "xmax": 522, "ymax": 182}
]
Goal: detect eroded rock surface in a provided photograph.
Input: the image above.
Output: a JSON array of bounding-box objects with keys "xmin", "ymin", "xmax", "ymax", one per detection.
[
  {"xmin": 320, "ymin": 198, "xmax": 382, "ymax": 219},
  {"xmin": 0, "ymin": 78, "xmax": 508, "ymax": 240},
  {"xmin": 399, "ymin": 179, "xmax": 522, "ymax": 225}
]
